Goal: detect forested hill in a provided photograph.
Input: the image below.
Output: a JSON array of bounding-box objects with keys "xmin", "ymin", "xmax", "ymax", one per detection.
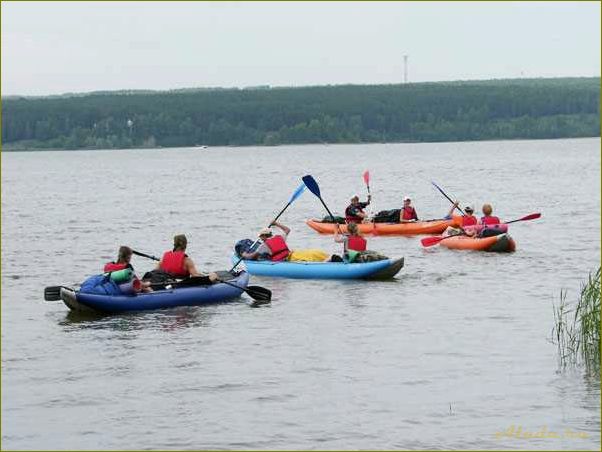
[{"xmin": 2, "ymin": 77, "xmax": 600, "ymax": 150}]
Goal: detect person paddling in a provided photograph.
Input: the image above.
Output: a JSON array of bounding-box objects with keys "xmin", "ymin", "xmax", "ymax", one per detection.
[
  {"xmin": 334, "ymin": 222, "xmax": 367, "ymax": 262},
  {"xmin": 345, "ymin": 195, "xmax": 371, "ymax": 224},
  {"xmin": 480, "ymin": 203, "xmax": 501, "ymax": 225},
  {"xmin": 242, "ymin": 222, "xmax": 291, "ymax": 261},
  {"xmin": 448, "ymin": 202, "xmax": 478, "ymax": 227},
  {"xmin": 400, "ymin": 196, "xmax": 418, "ymax": 222},
  {"xmin": 104, "ymin": 246, "xmax": 152, "ymax": 292},
  {"xmin": 158, "ymin": 234, "xmax": 218, "ymax": 281}
]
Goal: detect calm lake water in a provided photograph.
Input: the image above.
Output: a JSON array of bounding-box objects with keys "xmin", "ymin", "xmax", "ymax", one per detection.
[{"xmin": 2, "ymin": 138, "xmax": 600, "ymax": 450}]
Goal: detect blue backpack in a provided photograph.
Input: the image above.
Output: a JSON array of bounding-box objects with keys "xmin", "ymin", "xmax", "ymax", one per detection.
[{"xmin": 79, "ymin": 274, "xmax": 123, "ymax": 296}]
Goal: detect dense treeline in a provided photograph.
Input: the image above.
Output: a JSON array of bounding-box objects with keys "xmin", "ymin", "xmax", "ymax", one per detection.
[{"xmin": 2, "ymin": 78, "xmax": 600, "ymax": 150}]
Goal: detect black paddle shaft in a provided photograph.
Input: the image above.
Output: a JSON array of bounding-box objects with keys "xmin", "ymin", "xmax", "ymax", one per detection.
[
  {"xmin": 317, "ymin": 197, "xmax": 337, "ymax": 224},
  {"xmin": 432, "ymin": 182, "xmax": 465, "ymax": 216},
  {"xmin": 271, "ymin": 200, "xmax": 294, "ymax": 225},
  {"xmin": 132, "ymin": 250, "xmax": 160, "ymax": 261}
]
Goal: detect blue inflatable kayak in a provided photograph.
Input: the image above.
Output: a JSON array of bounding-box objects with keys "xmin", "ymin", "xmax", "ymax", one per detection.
[
  {"xmin": 234, "ymin": 256, "xmax": 404, "ymax": 280},
  {"xmin": 60, "ymin": 271, "xmax": 249, "ymax": 314}
]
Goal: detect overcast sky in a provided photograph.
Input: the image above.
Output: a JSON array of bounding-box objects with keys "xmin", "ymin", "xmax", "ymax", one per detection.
[{"xmin": 2, "ymin": 1, "xmax": 600, "ymax": 96}]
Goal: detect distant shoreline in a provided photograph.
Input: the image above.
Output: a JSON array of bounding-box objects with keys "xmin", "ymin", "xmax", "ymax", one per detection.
[{"xmin": 2, "ymin": 135, "xmax": 599, "ymax": 153}]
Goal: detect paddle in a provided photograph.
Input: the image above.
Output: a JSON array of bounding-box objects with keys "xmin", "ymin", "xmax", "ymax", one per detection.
[
  {"xmin": 302, "ymin": 175, "xmax": 338, "ymax": 224},
  {"xmin": 420, "ymin": 212, "xmax": 541, "ymax": 247},
  {"xmin": 363, "ymin": 170, "xmax": 371, "ymax": 196},
  {"xmin": 363, "ymin": 169, "xmax": 374, "ymax": 219},
  {"xmin": 230, "ymin": 182, "xmax": 306, "ymax": 271},
  {"xmin": 420, "ymin": 234, "xmax": 465, "ymax": 247},
  {"xmin": 44, "ymin": 285, "xmax": 70, "ymax": 301},
  {"xmin": 504, "ymin": 212, "xmax": 541, "ymax": 224},
  {"xmin": 134, "ymin": 250, "xmax": 271, "ymax": 303},
  {"xmin": 132, "ymin": 250, "xmax": 160, "ymax": 261},
  {"xmin": 431, "ymin": 181, "xmax": 465, "ymax": 216}
]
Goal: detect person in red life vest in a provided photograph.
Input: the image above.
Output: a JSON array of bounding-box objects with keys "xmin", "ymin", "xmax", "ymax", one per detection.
[
  {"xmin": 400, "ymin": 196, "xmax": 419, "ymax": 222},
  {"xmin": 104, "ymin": 246, "xmax": 152, "ymax": 292},
  {"xmin": 104, "ymin": 246, "xmax": 134, "ymax": 272},
  {"xmin": 480, "ymin": 203, "xmax": 501, "ymax": 225},
  {"xmin": 242, "ymin": 222, "xmax": 291, "ymax": 261},
  {"xmin": 447, "ymin": 201, "xmax": 478, "ymax": 228},
  {"xmin": 334, "ymin": 222, "xmax": 367, "ymax": 261},
  {"xmin": 345, "ymin": 194, "xmax": 371, "ymax": 224},
  {"xmin": 157, "ymin": 234, "xmax": 218, "ymax": 281}
]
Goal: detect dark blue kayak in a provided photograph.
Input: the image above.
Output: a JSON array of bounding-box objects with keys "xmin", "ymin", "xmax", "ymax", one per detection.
[{"xmin": 60, "ymin": 271, "xmax": 249, "ymax": 314}]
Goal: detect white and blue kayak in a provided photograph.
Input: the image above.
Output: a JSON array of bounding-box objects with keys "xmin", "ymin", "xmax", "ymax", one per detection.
[
  {"xmin": 60, "ymin": 271, "xmax": 249, "ymax": 314},
  {"xmin": 234, "ymin": 256, "xmax": 404, "ymax": 280}
]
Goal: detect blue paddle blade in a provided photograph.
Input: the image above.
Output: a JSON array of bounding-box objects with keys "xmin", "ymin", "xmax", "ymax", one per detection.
[
  {"xmin": 289, "ymin": 182, "xmax": 306, "ymax": 204},
  {"xmin": 302, "ymin": 175, "xmax": 321, "ymax": 197}
]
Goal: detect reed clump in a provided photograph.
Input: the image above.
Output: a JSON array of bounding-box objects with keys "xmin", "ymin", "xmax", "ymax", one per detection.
[{"xmin": 552, "ymin": 268, "xmax": 600, "ymax": 374}]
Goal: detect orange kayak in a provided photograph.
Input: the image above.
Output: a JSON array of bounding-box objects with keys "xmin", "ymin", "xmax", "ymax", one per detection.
[
  {"xmin": 305, "ymin": 219, "xmax": 456, "ymax": 236},
  {"xmin": 438, "ymin": 233, "xmax": 516, "ymax": 252}
]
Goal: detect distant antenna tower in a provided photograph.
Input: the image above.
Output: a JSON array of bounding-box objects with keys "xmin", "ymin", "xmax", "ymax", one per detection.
[{"xmin": 403, "ymin": 55, "xmax": 409, "ymax": 83}]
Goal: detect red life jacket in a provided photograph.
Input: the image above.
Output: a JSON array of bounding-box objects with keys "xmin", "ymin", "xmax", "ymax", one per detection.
[
  {"xmin": 160, "ymin": 250, "xmax": 189, "ymax": 278},
  {"xmin": 462, "ymin": 215, "xmax": 478, "ymax": 227},
  {"xmin": 481, "ymin": 215, "xmax": 501, "ymax": 225},
  {"xmin": 264, "ymin": 235, "xmax": 290, "ymax": 261},
  {"xmin": 104, "ymin": 262, "xmax": 128, "ymax": 272},
  {"xmin": 345, "ymin": 204, "xmax": 364, "ymax": 224},
  {"xmin": 347, "ymin": 235, "xmax": 367, "ymax": 252},
  {"xmin": 401, "ymin": 206, "xmax": 418, "ymax": 221}
]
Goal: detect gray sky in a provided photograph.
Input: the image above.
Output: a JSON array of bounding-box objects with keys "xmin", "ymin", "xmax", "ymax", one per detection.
[{"xmin": 2, "ymin": 1, "xmax": 600, "ymax": 96}]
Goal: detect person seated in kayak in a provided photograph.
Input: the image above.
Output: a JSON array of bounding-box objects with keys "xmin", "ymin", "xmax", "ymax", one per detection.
[
  {"xmin": 158, "ymin": 234, "xmax": 218, "ymax": 281},
  {"xmin": 104, "ymin": 246, "xmax": 153, "ymax": 292},
  {"xmin": 345, "ymin": 195, "xmax": 371, "ymax": 224},
  {"xmin": 443, "ymin": 203, "xmax": 479, "ymax": 237},
  {"xmin": 480, "ymin": 203, "xmax": 501, "ymax": 225},
  {"xmin": 447, "ymin": 202, "xmax": 478, "ymax": 227},
  {"xmin": 242, "ymin": 222, "xmax": 291, "ymax": 261},
  {"xmin": 334, "ymin": 222, "xmax": 367, "ymax": 262},
  {"xmin": 104, "ymin": 246, "xmax": 134, "ymax": 272},
  {"xmin": 400, "ymin": 196, "xmax": 418, "ymax": 222}
]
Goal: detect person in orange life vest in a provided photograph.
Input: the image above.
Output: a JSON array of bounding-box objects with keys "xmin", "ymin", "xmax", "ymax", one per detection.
[
  {"xmin": 157, "ymin": 234, "xmax": 218, "ymax": 281},
  {"xmin": 242, "ymin": 222, "xmax": 291, "ymax": 261},
  {"xmin": 480, "ymin": 203, "xmax": 501, "ymax": 225},
  {"xmin": 104, "ymin": 246, "xmax": 152, "ymax": 292},
  {"xmin": 334, "ymin": 222, "xmax": 367, "ymax": 260},
  {"xmin": 400, "ymin": 196, "xmax": 418, "ymax": 222},
  {"xmin": 345, "ymin": 194, "xmax": 371, "ymax": 224}
]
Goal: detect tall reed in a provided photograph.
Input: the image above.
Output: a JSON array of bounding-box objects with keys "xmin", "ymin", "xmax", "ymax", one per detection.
[{"xmin": 552, "ymin": 268, "xmax": 600, "ymax": 374}]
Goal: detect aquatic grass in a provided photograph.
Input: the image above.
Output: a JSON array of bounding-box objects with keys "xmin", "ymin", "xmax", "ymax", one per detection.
[{"xmin": 552, "ymin": 268, "xmax": 600, "ymax": 374}]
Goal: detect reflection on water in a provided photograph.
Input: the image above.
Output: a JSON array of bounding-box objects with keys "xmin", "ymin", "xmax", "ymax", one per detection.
[
  {"xmin": 59, "ymin": 305, "xmax": 219, "ymax": 332},
  {"xmin": 2, "ymin": 139, "xmax": 600, "ymax": 450}
]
